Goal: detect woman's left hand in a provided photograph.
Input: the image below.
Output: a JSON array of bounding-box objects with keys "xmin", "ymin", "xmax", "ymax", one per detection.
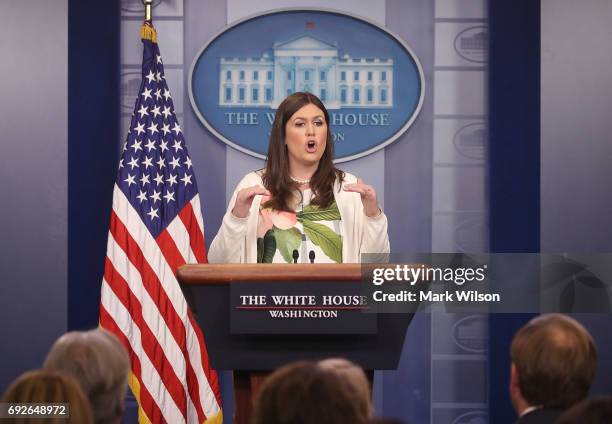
[{"xmin": 343, "ymin": 178, "xmax": 381, "ymax": 217}]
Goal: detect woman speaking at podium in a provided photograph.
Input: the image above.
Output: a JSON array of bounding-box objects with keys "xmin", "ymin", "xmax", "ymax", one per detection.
[{"xmin": 208, "ymin": 92, "xmax": 389, "ymax": 264}]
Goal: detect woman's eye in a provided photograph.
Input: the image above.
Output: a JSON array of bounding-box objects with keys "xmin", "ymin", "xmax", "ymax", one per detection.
[
  {"xmin": 314, "ymin": 121, "xmax": 323, "ymax": 126},
  {"xmin": 295, "ymin": 122, "xmax": 304, "ymax": 127}
]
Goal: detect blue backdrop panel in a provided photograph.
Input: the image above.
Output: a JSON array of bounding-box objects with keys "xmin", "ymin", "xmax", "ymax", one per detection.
[
  {"xmin": 68, "ymin": 0, "xmax": 120, "ymax": 330},
  {"xmin": 488, "ymin": 0, "xmax": 540, "ymax": 422}
]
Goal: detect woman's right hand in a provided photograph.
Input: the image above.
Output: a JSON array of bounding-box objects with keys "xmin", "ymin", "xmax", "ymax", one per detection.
[{"xmin": 231, "ymin": 185, "xmax": 270, "ymax": 218}]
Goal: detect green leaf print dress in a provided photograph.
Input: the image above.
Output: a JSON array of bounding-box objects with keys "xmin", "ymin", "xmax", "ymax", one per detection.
[{"xmin": 256, "ymin": 189, "xmax": 343, "ymax": 263}]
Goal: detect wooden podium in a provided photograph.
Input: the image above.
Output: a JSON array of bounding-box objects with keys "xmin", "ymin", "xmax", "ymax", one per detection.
[{"xmin": 177, "ymin": 264, "xmax": 412, "ymax": 423}]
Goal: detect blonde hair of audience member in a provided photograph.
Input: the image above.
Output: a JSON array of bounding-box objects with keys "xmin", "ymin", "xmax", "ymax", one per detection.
[
  {"xmin": 2, "ymin": 369, "xmax": 94, "ymax": 424},
  {"xmin": 318, "ymin": 358, "xmax": 373, "ymax": 418},
  {"xmin": 510, "ymin": 314, "xmax": 597, "ymax": 413},
  {"xmin": 254, "ymin": 361, "xmax": 367, "ymax": 424},
  {"xmin": 43, "ymin": 329, "xmax": 130, "ymax": 424}
]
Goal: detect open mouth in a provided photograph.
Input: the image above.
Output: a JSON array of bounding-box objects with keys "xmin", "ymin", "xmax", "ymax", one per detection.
[{"xmin": 306, "ymin": 140, "xmax": 317, "ymax": 153}]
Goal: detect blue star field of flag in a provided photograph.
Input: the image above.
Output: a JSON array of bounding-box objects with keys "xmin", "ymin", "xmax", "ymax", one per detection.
[{"xmin": 117, "ymin": 38, "xmax": 198, "ymax": 238}]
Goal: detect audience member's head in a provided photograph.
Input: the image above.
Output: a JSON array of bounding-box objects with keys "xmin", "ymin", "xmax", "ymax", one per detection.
[
  {"xmin": 43, "ymin": 328, "xmax": 130, "ymax": 424},
  {"xmin": 509, "ymin": 314, "xmax": 597, "ymax": 414},
  {"xmin": 254, "ymin": 361, "xmax": 367, "ymax": 424},
  {"xmin": 318, "ymin": 358, "xmax": 373, "ymax": 418},
  {"xmin": 2, "ymin": 369, "xmax": 94, "ymax": 424},
  {"xmin": 556, "ymin": 396, "xmax": 612, "ymax": 424}
]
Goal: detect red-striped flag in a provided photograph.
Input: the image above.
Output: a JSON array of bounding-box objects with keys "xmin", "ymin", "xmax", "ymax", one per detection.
[{"xmin": 100, "ymin": 23, "xmax": 222, "ymax": 424}]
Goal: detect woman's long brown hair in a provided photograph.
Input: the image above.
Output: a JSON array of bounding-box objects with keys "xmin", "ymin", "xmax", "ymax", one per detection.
[{"xmin": 262, "ymin": 92, "xmax": 344, "ymax": 211}]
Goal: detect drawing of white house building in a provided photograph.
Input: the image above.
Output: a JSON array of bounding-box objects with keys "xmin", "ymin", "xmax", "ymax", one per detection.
[{"xmin": 219, "ymin": 35, "xmax": 393, "ymax": 109}]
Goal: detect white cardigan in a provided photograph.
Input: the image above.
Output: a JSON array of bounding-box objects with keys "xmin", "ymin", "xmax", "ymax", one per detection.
[{"xmin": 208, "ymin": 171, "xmax": 390, "ymax": 263}]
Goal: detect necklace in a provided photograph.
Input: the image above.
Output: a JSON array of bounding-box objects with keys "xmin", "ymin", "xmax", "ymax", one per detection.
[{"xmin": 290, "ymin": 175, "xmax": 311, "ymax": 184}]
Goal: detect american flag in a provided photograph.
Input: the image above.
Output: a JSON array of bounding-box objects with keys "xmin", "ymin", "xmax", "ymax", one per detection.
[{"xmin": 100, "ymin": 23, "xmax": 222, "ymax": 423}]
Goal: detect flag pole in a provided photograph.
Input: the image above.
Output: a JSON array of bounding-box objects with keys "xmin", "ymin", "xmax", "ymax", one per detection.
[
  {"xmin": 140, "ymin": 0, "xmax": 157, "ymax": 42},
  {"xmin": 143, "ymin": 0, "xmax": 153, "ymax": 23}
]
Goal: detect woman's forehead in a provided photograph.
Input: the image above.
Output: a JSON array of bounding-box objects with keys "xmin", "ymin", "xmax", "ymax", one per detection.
[{"xmin": 290, "ymin": 103, "xmax": 325, "ymax": 120}]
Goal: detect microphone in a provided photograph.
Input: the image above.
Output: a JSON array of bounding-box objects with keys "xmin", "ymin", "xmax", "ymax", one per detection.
[
  {"xmin": 309, "ymin": 250, "xmax": 315, "ymax": 264},
  {"xmin": 292, "ymin": 249, "xmax": 299, "ymax": 264}
]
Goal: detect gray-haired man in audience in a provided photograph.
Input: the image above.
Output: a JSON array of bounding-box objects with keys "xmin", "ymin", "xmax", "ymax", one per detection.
[{"xmin": 44, "ymin": 328, "xmax": 130, "ymax": 424}]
